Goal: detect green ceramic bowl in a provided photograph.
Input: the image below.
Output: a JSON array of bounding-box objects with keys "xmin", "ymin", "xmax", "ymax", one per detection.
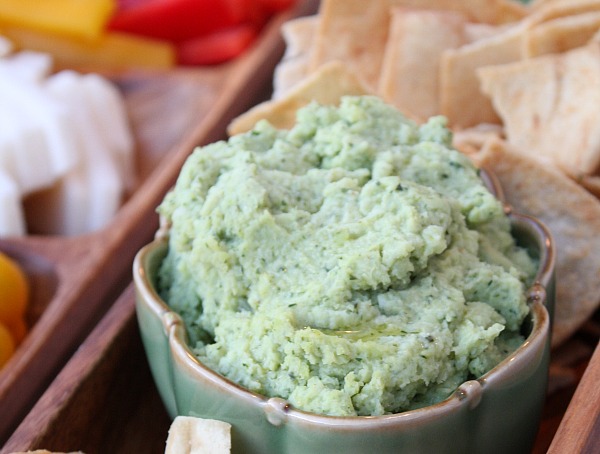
[{"xmin": 134, "ymin": 208, "xmax": 555, "ymax": 454}]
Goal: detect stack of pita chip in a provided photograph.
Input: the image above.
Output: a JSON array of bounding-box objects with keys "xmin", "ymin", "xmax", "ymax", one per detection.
[{"xmin": 228, "ymin": 0, "xmax": 600, "ymax": 349}]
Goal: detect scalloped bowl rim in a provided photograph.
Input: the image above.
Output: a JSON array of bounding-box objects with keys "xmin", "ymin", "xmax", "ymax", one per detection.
[{"xmin": 133, "ymin": 204, "xmax": 555, "ymax": 430}]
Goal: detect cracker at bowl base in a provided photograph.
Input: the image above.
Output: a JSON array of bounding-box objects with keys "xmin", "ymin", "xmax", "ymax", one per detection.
[
  {"xmin": 165, "ymin": 416, "xmax": 231, "ymax": 454},
  {"xmin": 472, "ymin": 137, "xmax": 600, "ymax": 347}
]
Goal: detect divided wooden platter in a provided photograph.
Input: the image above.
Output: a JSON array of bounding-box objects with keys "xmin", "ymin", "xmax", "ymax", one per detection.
[
  {"xmin": 0, "ymin": 0, "xmax": 319, "ymax": 445},
  {"xmin": 1, "ymin": 0, "xmax": 598, "ymax": 451},
  {"xmin": 2, "ymin": 286, "xmax": 172, "ymax": 453},
  {"xmin": 2, "ymin": 283, "xmax": 598, "ymax": 453}
]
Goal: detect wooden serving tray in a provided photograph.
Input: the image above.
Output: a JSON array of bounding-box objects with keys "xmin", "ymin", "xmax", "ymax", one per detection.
[
  {"xmin": 2, "ymin": 0, "xmax": 598, "ymax": 450},
  {"xmin": 549, "ymin": 360, "xmax": 600, "ymax": 452},
  {"xmin": 2, "ymin": 286, "xmax": 598, "ymax": 453},
  {"xmin": 1, "ymin": 285, "xmax": 172, "ymax": 454},
  {"xmin": 0, "ymin": 0, "xmax": 319, "ymax": 445}
]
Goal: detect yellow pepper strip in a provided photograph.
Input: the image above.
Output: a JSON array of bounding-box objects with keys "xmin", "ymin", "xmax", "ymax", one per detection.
[
  {"xmin": 1, "ymin": 25, "xmax": 176, "ymax": 71},
  {"xmin": 0, "ymin": 322, "xmax": 15, "ymax": 369},
  {"xmin": 0, "ymin": 251, "xmax": 27, "ymax": 367},
  {"xmin": 0, "ymin": 0, "xmax": 115, "ymax": 41},
  {"xmin": 0, "ymin": 251, "xmax": 28, "ymax": 330}
]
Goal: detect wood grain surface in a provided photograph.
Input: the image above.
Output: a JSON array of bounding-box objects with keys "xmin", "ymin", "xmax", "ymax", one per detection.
[
  {"xmin": 546, "ymin": 317, "xmax": 600, "ymax": 454},
  {"xmin": 1, "ymin": 0, "xmax": 598, "ymax": 451},
  {"xmin": 3, "ymin": 288, "xmax": 597, "ymax": 453},
  {"xmin": 2, "ymin": 286, "xmax": 172, "ymax": 454},
  {"xmin": 0, "ymin": 0, "xmax": 319, "ymax": 445}
]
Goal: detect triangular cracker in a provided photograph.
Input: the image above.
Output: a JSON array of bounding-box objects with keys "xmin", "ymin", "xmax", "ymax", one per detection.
[
  {"xmin": 524, "ymin": 11, "xmax": 600, "ymax": 57},
  {"xmin": 473, "ymin": 138, "xmax": 600, "ymax": 347},
  {"xmin": 378, "ymin": 7, "xmax": 468, "ymax": 122},
  {"xmin": 439, "ymin": 21, "xmax": 528, "ymax": 128},
  {"xmin": 227, "ymin": 61, "xmax": 371, "ymax": 136},
  {"xmin": 272, "ymin": 15, "xmax": 319, "ymax": 99},
  {"xmin": 478, "ymin": 42, "xmax": 600, "ymax": 176}
]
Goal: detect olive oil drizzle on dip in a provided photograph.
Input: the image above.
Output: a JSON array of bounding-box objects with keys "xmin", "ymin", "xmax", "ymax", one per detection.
[{"xmin": 157, "ymin": 96, "xmax": 537, "ymax": 417}]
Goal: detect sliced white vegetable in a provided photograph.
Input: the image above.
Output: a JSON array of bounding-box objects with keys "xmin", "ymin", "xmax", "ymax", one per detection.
[
  {"xmin": 39, "ymin": 71, "xmax": 125, "ymax": 235},
  {"xmin": 23, "ymin": 131, "xmax": 123, "ymax": 236},
  {"xmin": 0, "ymin": 49, "xmax": 134, "ymax": 237},
  {"xmin": 79, "ymin": 72, "xmax": 136, "ymax": 191},
  {"xmin": 0, "ymin": 101, "xmax": 58, "ymax": 194},
  {"xmin": 0, "ymin": 50, "xmax": 53, "ymax": 82},
  {"xmin": 84, "ymin": 144, "xmax": 123, "ymax": 232},
  {"xmin": 0, "ymin": 68, "xmax": 79, "ymax": 180},
  {"xmin": 0, "ymin": 49, "xmax": 62, "ymax": 195},
  {"xmin": 23, "ymin": 174, "xmax": 86, "ymax": 236},
  {"xmin": 0, "ymin": 36, "xmax": 12, "ymax": 58},
  {"xmin": 47, "ymin": 70, "xmax": 135, "ymax": 184},
  {"xmin": 0, "ymin": 171, "xmax": 25, "ymax": 236},
  {"xmin": 0, "ymin": 130, "xmax": 19, "ymax": 185}
]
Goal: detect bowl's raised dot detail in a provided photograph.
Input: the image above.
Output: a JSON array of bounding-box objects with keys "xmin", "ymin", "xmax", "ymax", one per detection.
[
  {"xmin": 456, "ymin": 380, "xmax": 483, "ymax": 410},
  {"xmin": 264, "ymin": 397, "xmax": 291, "ymax": 426}
]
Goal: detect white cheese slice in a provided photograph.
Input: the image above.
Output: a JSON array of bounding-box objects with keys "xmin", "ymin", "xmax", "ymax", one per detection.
[
  {"xmin": 165, "ymin": 416, "xmax": 232, "ymax": 454},
  {"xmin": 0, "ymin": 68, "xmax": 79, "ymax": 179},
  {"xmin": 79, "ymin": 72, "xmax": 136, "ymax": 191},
  {"xmin": 0, "ymin": 171, "xmax": 25, "ymax": 236},
  {"xmin": 31, "ymin": 71, "xmax": 126, "ymax": 235}
]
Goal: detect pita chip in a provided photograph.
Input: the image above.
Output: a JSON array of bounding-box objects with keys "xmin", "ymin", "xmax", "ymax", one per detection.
[
  {"xmin": 452, "ymin": 123, "xmax": 505, "ymax": 155},
  {"xmin": 575, "ymin": 173, "xmax": 600, "ymax": 198},
  {"xmin": 478, "ymin": 42, "xmax": 600, "ymax": 176},
  {"xmin": 527, "ymin": 0, "xmax": 600, "ymax": 24},
  {"xmin": 307, "ymin": 0, "xmax": 527, "ymax": 96},
  {"xmin": 463, "ymin": 22, "xmax": 508, "ymax": 43},
  {"xmin": 386, "ymin": 0, "xmax": 527, "ymax": 24},
  {"xmin": 452, "ymin": 0, "xmax": 527, "ymax": 24},
  {"xmin": 448, "ymin": 0, "xmax": 527, "ymax": 24},
  {"xmin": 227, "ymin": 61, "xmax": 371, "ymax": 136},
  {"xmin": 378, "ymin": 7, "xmax": 468, "ymax": 122},
  {"xmin": 440, "ymin": 21, "xmax": 527, "ymax": 128},
  {"xmin": 280, "ymin": 15, "xmax": 318, "ymax": 60},
  {"xmin": 523, "ymin": 11, "xmax": 600, "ymax": 57},
  {"xmin": 272, "ymin": 57, "xmax": 312, "ymax": 100},
  {"xmin": 589, "ymin": 26, "xmax": 600, "ymax": 42},
  {"xmin": 272, "ymin": 15, "xmax": 319, "ymax": 99},
  {"xmin": 473, "ymin": 138, "xmax": 600, "ymax": 347},
  {"xmin": 528, "ymin": 0, "xmax": 559, "ymax": 9},
  {"xmin": 309, "ymin": 0, "xmax": 391, "ymax": 91}
]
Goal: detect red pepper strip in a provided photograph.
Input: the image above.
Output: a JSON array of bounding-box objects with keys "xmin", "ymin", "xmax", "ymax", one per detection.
[
  {"xmin": 108, "ymin": 0, "xmax": 246, "ymax": 42},
  {"xmin": 177, "ymin": 23, "xmax": 258, "ymax": 65},
  {"xmin": 257, "ymin": 0, "xmax": 297, "ymax": 13}
]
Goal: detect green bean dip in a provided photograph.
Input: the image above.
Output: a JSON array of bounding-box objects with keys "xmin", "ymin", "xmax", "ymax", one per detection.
[{"xmin": 157, "ymin": 96, "xmax": 537, "ymax": 417}]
